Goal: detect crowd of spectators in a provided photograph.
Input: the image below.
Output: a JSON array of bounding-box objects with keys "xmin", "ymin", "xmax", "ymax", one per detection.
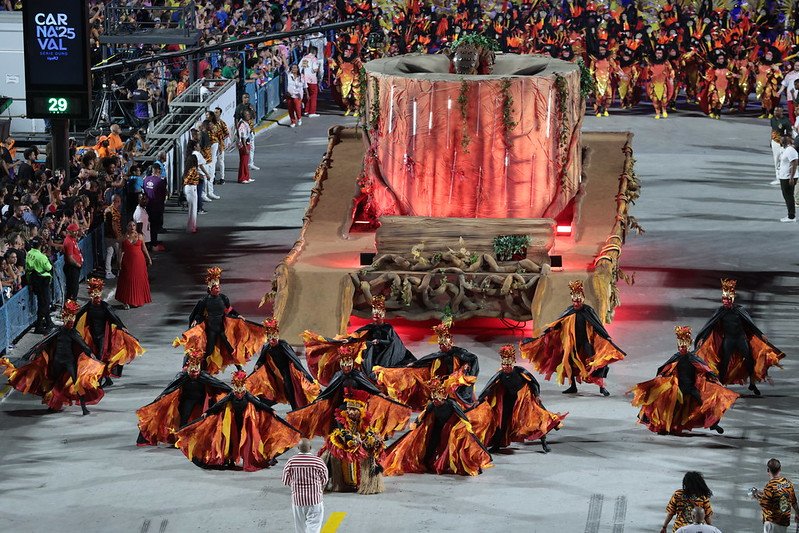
[{"xmin": 0, "ymin": 124, "xmax": 168, "ymax": 309}]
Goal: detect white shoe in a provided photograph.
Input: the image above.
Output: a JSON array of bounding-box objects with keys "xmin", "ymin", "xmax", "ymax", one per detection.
[
  {"xmin": 780, "ymin": 216, "xmax": 796, "ymax": 222},
  {"xmin": 770, "ymin": 180, "xmax": 780, "ymax": 185},
  {"xmin": 201, "ymin": 196, "xmax": 212, "ymax": 202},
  {"xmin": 209, "ymin": 194, "xmax": 221, "ymax": 200},
  {"xmin": 309, "ymin": 113, "xmax": 320, "ymax": 117},
  {"xmin": 298, "ymin": 120, "xmax": 303, "ymax": 126},
  {"xmin": 290, "ymin": 123, "xmax": 296, "ymax": 128},
  {"xmin": 249, "ymin": 165, "xmax": 260, "ymax": 170},
  {"xmin": 105, "ymin": 272, "xmax": 116, "ymax": 280}
]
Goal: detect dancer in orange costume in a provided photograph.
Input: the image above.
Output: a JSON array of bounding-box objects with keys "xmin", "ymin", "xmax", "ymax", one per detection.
[
  {"xmin": 287, "ymin": 345, "xmax": 412, "ymax": 440},
  {"xmin": 694, "ymin": 279, "xmax": 785, "ymax": 396},
  {"xmin": 319, "ymin": 388, "xmax": 386, "ymax": 494},
  {"xmin": 175, "ymin": 370, "xmax": 300, "ymax": 471},
  {"xmin": 520, "ymin": 280, "xmax": 625, "ymax": 396},
  {"xmin": 631, "ymin": 326, "xmax": 738, "ymax": 435},
  {"xmin": 303, "ymin": 295, "xmax": 415, "ymax": 386},
  {"xmin": 173, "ymin": 267, "xmax": 265, "ymax": 374},
  {"xmin": 0, "ymin": 301, "xmax": 104, "ymax": 415},
  {"xmin": 755, "ymin": 41, "xmax": 786, "ymax": 118},
  {"xmin": 589, "ymin": 31, "xmax": 614, "ymax": 117},
  {"xmin": 136, "ymin": 350, "xmax": 231, "ymax": 446},
  {"xmin": 615, "ymin": 40, "xmax": 641, "ymax": 109},
  {"xmin": 474, "ymin": 345, "xmax": 567, "ymax": 453},
  {"xmin": 648, "ymin": 41, "xmax": 675, "ymax": 119},
  {"xmin": 373, "ymin": 318, "xmax": 478, "ymax": 409},
  {"xmin": 246, "ymin": 318, "xmax": 320, "ymax": 409},
  {"xmin": 381, "ymin": 374, "xmax": 492, "ymax": 477},
  {"xmin": 75, "ymin": 277, "xmax": 144, "ymax": 387},
  {"xmin": 699, "ymin": 47, "xmax": 731, "ymax": 119}
]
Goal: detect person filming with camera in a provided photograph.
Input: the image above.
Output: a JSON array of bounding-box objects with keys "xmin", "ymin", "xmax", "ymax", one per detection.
[{"xmin": 751, "ymin": 459, "xmax": 799, "ymax": 533}]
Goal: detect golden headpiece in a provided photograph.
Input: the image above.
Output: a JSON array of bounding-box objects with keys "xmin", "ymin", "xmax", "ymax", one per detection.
[
  {"xmin": 186, "ymin": 349, "xmax": 203, "ymax": 370},
  {"xmin": 205, "ymin": 267, "xmax": 223, "ymax": 287},
  {"xmin": 338, "ymin": 344, "xmax": 357, "ymax": 368},
  {"xmin": 343, "ymin": 387, "xmax": 370, "ymax": 411},
  {"xmin": 499, "ymin": 344, "xmax": 516, "ymax": 365},
  {"xmin": 263, "ymin": 318, "xmax": 279, "ymax": 335},
  {"xmin": 674, "ymin": 325, "xmax": 692, "ymax": 348},
  {"xmin": 371, "ymin": 295, "xmax": 386, "ymax": 315},
  {"xmin": 720, "ymin": 278, "xmax": 737, "ymax": 299},
  {"xmin": 61, "ymin": 300, "xmax": 81, "ymax": 320},
  {"xmin": 569, "ymin": 280, "xmax": 585, "ymax": 299},
  {"xmin": 87, "ymin": 277, "xmax": 104, "ymax": 297},
  {"xmin": 432, "ymin": 321, "xmax": 453, "ymax": 344},
  {"xmin": 231, "ymin": 369, "xmax": 248, "ymax": 387}
]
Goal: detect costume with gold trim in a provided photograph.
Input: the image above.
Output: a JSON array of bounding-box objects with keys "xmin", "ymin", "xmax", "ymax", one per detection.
[
  {"xmin": 175, "ymin": 371, "xmax": 301, "ymax": 471},
  {"xmin": 631, "ymin": 327, "xmax": 739, "ymax": 435},
  {"xmin": 381, "ymin": 374, "xmax": 493, "ymax": 477},
  {"xmin": 319, "ymin": 388, "xmax": 386, "ymax": 494}
]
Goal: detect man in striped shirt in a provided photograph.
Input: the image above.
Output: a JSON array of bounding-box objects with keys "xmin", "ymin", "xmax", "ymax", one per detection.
[{"xmin": 282, "ymin": 439, "xmax": 328, "ymax": 533}]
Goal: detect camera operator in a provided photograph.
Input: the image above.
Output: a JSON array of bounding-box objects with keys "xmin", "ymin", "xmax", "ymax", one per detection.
[{"xmin": 751, "ymin": 459, "xmax": 799, "ymax": 533}]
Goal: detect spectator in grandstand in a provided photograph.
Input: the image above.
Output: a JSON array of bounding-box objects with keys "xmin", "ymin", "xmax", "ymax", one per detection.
[
  {"xmin": 108, "ymin": 124, "xmax": 125, "ymax": 155},
  {"xmin": 130, "ymin": 78, "xmax": 152, "ymax": 130}
]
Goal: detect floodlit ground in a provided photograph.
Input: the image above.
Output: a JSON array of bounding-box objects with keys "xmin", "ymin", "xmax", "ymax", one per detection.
[{"xmin": 1, "ymin": 101, "xmax": 796, "ymax": 533}]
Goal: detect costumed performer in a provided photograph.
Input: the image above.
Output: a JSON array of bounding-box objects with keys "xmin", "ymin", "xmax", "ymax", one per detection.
[
  {"xmin": 520, "ymin": 280, "xmax": 625, "ymax": 396},
  {"xmin": 319, "ymin": 387, "xmax": 386, "ymax": 494},
  {"xmin": 0, "ymin": 300, "xmax": 104, "ymax": 415},
  {"xmin": 175, "ymin": 369, "xmax": 301, "ymax": 471},
  {"xmin": 381, "ymin": 374, "xmax": 493, "ymax": 477},
  {"xmin": 246, "ymin": 317, "xmax": 320, "ymax": 409},
  {"xmin": 303, "ymin": 295, "xmax": 415, "ymax": 385},
  {"xmin": 136, "ymin": 349, "xmax": 231, "ymax": 446},
  {"xmin": 630, "ymin": 326, "xmax": 738, "ymax": 435},
  {"xmin": 76, "ymin": 277, "xmax": 144, "ymax": 387},
  {"xmin": 173, "ymin": 267, "xmax": 265, "ymax": 374},
  {"xmin": 694, "ymin": 279, "xmax": 785, "ymax": 396},
  {"xmin": 475, "ymin": 345, "xmax": 567, "ymax": 453},
  {"xmin": 286, "ymin": 345, "xmax": 412, "ymax": 440},
  {"xmin": 373, "ymin": 318, "xmax": 478, "ymax": 409}
]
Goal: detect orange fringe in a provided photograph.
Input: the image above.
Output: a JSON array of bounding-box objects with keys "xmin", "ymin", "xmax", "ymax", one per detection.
[
  {"xmin": 173, "ymin": 318, "xmax": 265, "ymax": 374},
  {"xmin": 696, "ymin": 329, "xmax": 785, "ymax": 384},
  {"xmin": 302, "ymin": 330, "xmax": 367, "ymax": 386},
  {"xmin": 520, "ymin": 314, "xmax": 624, "ymax": 384}
]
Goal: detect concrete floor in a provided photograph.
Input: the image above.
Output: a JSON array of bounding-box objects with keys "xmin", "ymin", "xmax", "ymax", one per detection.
[{"xmin": 1, "ymin": 101, "xmax": 797, "ymax": 533}]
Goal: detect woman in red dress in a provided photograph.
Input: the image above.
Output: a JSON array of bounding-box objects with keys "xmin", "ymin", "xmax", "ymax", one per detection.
[{"xmin": 116, "ymin": 221, "xmax": 152, "ymax": 309}]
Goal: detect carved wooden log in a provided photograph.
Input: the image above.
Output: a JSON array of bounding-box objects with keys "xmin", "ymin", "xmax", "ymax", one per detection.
[{"xmin": 375, "ymin": 216, "xmax": 556, "ymax": 263}]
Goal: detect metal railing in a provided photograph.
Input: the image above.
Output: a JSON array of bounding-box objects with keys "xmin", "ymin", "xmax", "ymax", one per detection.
[{"xmin": 0, "ymin": 226, "xmax": 102, "ymax": 355}]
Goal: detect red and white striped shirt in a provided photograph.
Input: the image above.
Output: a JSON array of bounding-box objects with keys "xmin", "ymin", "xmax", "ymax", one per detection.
[{"xmin": 282, "ymin": 452, "xmax": 328, "ymax": 506}]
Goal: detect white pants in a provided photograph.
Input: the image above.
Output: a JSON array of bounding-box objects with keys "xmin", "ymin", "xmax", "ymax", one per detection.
[
  {"xmin": 104, "ymin": 238, "xmax": 120, "ymax": 275},
  {"xmin": 184, "ymin": 184, "xmax": 197, "ymax": 233},
  {"xmin": 764, "ymin": 522, "xmax": 788, "ymax": 533},
  {"xmin": 292, "ymin": 503, "xmax": 323, "ymax": 533},
  {"xmin": 215, "ymin": 146, "xmax": 226, "ymax": 182},
  {"xmin": 772, "ymin": 140, "xmax": 782, "ymax": 180},
  {"xmin": 208, "ymin": 142, "xmax": 219, "ymax": 195},
  {"xmin": 249, "ymin": 132, "xmax": 256, "ymax": 167}
]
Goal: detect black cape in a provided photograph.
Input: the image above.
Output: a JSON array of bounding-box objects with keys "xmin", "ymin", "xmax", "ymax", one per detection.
[
  {"xmin": 410, "ymin": 346, "xmax": 480, "ymax": 405},
  {"xmin": 355, "ymin": 322, "xmax": 417, "ymax": 376}
]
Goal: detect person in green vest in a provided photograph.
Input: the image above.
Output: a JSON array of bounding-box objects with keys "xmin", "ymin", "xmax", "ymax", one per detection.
[{"xmin": 26, "ymin": 236, "xmax": 54, "ymax": 334}]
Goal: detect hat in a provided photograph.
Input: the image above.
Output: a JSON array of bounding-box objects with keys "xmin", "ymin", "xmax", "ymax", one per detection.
[
  {"xmin": 343, "ymin": 387, "xmax": 370, "ymax": 410},
  {"xmin": 675, "ymin": 325, "xmax": 692, "ymax": 347},
  {"xmin": 87, "ymin": 277, "xmax": 104, "ymax": 297},
  {"xmin": 569, "ymin": 280, "xmax": 585, "ymax": 299},
  {"xmin": 205, "ymin": 267, "xmax": 222, "ymax": 287},
  {"xmin": 62, "ymin": 300, "xmax": 81, "ymax": 320},
  {"xmin": 720, "ymin": 278, "xmax": 737, "ymax": 299},
  {"xmin": 432, "ymin": 321, "xmax": 452, "ymax": 344},
  {"xmin": 499, "ymin": 344, "xmax": 516, "ymax": 365},
  {"xmin": 67, "ymin": 223, "xmax": 80, "ymax": 232}
]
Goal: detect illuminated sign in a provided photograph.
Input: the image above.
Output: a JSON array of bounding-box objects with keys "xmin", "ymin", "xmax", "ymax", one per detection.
[{"xmin": 22, "ymin": 0, "xmax": 90, "ymax": 119}]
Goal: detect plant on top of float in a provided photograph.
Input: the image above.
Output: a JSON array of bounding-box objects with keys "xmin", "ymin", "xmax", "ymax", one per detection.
[
  {"xmin": 492, "ymin": 235, "xmax": 532, "ymax": 262},
  {"xmin": 450, "ymin": 33, "xmax": 499, "ymax": 75}
]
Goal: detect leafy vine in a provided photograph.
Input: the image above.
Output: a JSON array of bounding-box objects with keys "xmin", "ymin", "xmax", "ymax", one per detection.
[
  {"xmin": 369, "ymin": 79, "xmax": 380, "ymax": 133},
  {"xmin": 358, "ymin": 66, "xmax": 368, "ymax": 121},
  {"xmin": 554, "ymin": 74, "xmax": 571, "ymax": 185},
  {"xmin": 458, "ymin": 79, "xmax": 471, "ymax": 152},
  {"xmin": 499, "ymin": 78, "xmax": 517, "ymax": 150},
  {"xmin": 577, "ymin": 58, "xmax": 595, "ymax": 100}
]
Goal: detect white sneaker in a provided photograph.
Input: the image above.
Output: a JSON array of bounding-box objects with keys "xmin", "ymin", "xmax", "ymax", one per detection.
[
  {"xmin": 770, "ymin": 180, "xmax": 780, "ymax": 185},
  {"xmin": 290, "ymin": 123, "xmax": 296, "ymax": 128},
  {"xmin": 780, "ymin": 216, "xmax": 797, "ymax": 222},
  {"xmin": 201, "ymin": 196, "xmax": 212, "ymax": 202},
  {"xmin": 309, "ymin": 113, "xmax": 320, "ymax": 117},
  {"xmin": 298, "ymin": 120, "xmax": 302, "ymax": 126},
  {"xmin": 250, "ymin": 165, "xmax": 260, "ymax": 170},
  {"xmin": 209, "ymin": 194, "xmax": 221, "ymax": 200},
  {"xmin": 105, "ymin": 272, "xmax": 116, "ymax": 280}
]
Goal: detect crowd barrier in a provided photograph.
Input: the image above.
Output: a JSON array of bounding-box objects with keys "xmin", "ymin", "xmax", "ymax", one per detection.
[
  {"xmin": 0, "ymin": 226, "xmax": 103, "ymax": 355},
  {"xmin": 244, "ymin": 76, "xmax": 283, "ymax": 123}
]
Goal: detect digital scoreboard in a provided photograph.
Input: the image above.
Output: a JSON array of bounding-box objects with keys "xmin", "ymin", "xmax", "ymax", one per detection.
[{"xmin": 22, "ymin": 0, "xmax": 91, "ymax": 120}]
